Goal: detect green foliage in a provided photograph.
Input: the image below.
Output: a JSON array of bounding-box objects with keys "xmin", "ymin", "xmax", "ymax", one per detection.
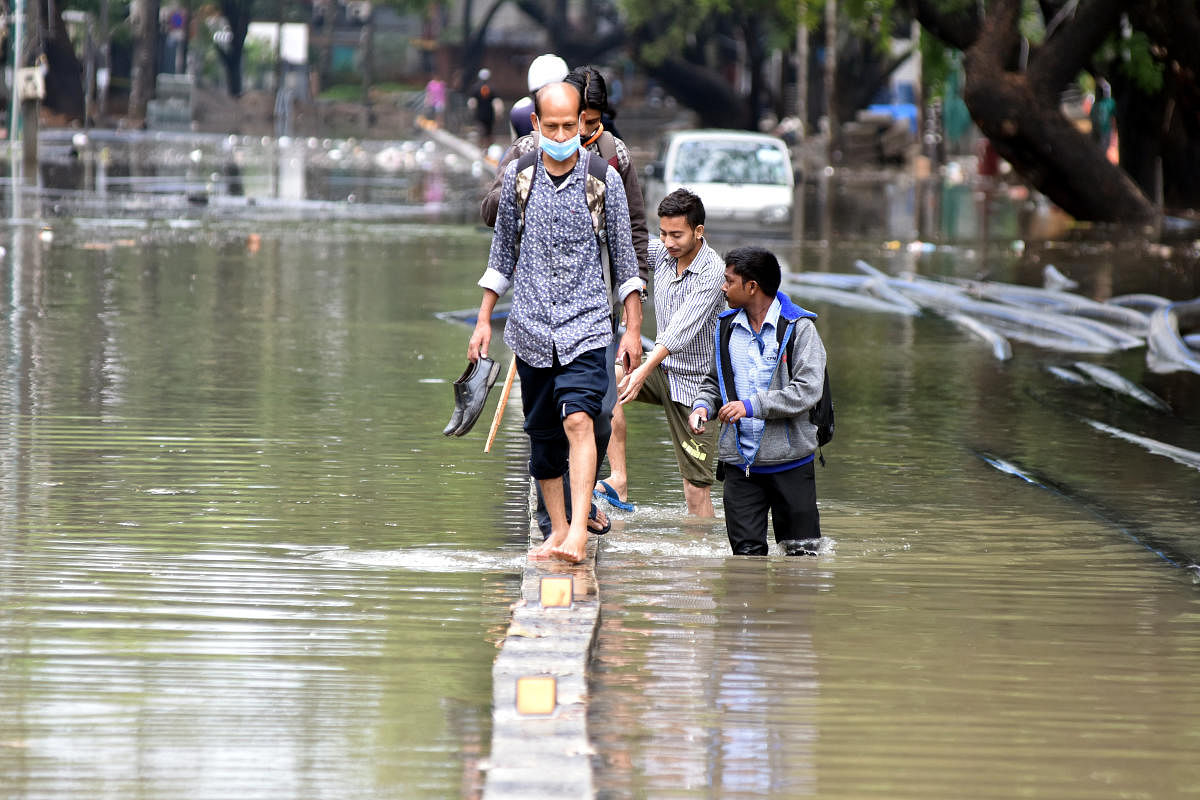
[
  {"xmin": 619, "ymin": 0, "xmax": 902, "ymax": 66},
  {"xmin": 841, "ymin": 0, "xmax": 897, "ymax": 53},
  {"xmin": 623, "ymin": 0, "xmax": 859, "ymax": 64},
  {"xmin": 191, "ymin": 21, "xmax": 228, "ymax": 87},
  {"xmin": 919, "ymin": 32, "xmax": 957, "ymax": 101},
  {"xmin": 241, "ymin": 36, "xmax": 276, "ymax": 87},
  {"xmin": 1119, "ymin": 31, "xmax": 1163, "ymax": 94},
  {"xmin": 318, "ymin": 83, "xmax": 366, "ymax": 101}
]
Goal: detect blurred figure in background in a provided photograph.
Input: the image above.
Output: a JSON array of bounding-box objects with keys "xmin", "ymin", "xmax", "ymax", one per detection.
[
  {"xmin": 509, "ymin": 54, "xmax": 569, "ymax": 139},
  {"xmin": 467, "ymin": 68, "xmax": 496, "ymax": 146}
]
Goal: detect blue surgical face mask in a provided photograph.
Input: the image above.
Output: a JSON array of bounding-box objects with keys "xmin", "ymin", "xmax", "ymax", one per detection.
[{"xmin": 539, "ymin": 133, "xmax": 581, "ymax": 162}]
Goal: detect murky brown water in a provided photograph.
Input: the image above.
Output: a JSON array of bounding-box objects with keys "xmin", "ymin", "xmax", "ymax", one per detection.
[
  {"xmin": 1, "ymin": 160, "xmax": 1199, "ymax": 798},
  {"xmin": 589, "ymin": 189, "xmax": 1200, "ymax": 797}
]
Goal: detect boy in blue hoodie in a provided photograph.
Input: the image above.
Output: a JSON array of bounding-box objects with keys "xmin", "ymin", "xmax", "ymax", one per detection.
[{"xmin": 688, "ymin": 247, "xmax": 827, "ymax": 555}]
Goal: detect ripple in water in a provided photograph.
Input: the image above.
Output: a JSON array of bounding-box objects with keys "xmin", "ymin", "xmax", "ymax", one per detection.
[{"xmin": 307, "ymin": 547, "xmax": 525, "ymax": 572}]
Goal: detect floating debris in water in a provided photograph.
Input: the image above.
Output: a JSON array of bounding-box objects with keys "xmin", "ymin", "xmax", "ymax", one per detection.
[
  {"xmin": 946, "ymin": 312, "xmax": 1011, "ymax": 360},
  {"xmin": 1042, "ymin": 264, "xmax": 1078, "ymax": 291},
  {"xmin": 1047, "ymin": 365, "xmax": 1087, "ymax": 384},
  {"xmin": 1082, "ymin": 419, "xmax": 1200, "ymax": 472},
  {"xmin": 1072, "ymin": 361, "xmax": 1170, "ymax": 411},
  {"xmin": 976, "ymin": 453, "xmax": 1043, "ymax": 486}
]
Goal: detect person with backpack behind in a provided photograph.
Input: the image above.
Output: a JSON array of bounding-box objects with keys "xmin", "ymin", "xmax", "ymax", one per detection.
[
  {"xmin": 688, "ymin": 246, "xmax": 828, "ymax": 556},
  {"xmin": 469, "ymin": 81, "xmax": 643, "ymax": 563},
  {"xmin": 508, "ymin": 54, "xmax": 569, "ymax": 139},
  {"xmin": 480, "ymin": 65, "xmax": 650, "ymax": 542},
  {"xmin": 482, "ymin": 65, "xmax": 649, "ymax": 286}
]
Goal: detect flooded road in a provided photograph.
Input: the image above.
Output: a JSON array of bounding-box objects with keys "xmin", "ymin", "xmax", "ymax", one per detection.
[{"xmin": 2, "ymin": 149, "xmax": 1200, "ymax": 797}]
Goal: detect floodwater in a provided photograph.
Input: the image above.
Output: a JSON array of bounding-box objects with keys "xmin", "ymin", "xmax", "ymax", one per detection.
[{"xmin": 2, "ymin": 139, "xmax": 1200, "ymax": 799}]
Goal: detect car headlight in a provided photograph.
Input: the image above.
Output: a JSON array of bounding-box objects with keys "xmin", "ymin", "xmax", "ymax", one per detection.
[{"xmin": 758, "ymin": 204, "xmax": 791, "ymax": 224}]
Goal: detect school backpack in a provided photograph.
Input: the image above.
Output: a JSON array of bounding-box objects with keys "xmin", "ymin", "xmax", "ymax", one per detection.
[{"xmin": 717, "ymin": 314, "xmax": 834, "ymax": 465}]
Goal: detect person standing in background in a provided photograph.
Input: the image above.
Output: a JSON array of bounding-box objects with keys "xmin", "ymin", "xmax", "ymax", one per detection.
[{"xmin": 468, "ymin": 68, "xmax": 496, "ymax": 146}]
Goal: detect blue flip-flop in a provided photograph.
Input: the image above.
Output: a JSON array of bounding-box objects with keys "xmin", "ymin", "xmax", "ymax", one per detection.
[{"xmin": 593, "ymin": 479, "xmax": 634, "ymax": 512}]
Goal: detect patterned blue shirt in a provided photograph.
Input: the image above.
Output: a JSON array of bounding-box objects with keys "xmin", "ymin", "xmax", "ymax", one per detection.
[
  {"xmin": 729, "ymin": 297, "xmax": 782, "ymax": 464},
  {"xmin": 478, "ymin": 151, "xmax": 641, "ymax": 368}
]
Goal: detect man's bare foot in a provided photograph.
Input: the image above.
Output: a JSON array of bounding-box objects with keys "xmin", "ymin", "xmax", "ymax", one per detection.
[
  {"xmin": 531, "ymin": 531, "xmax": 566, "ymax": 559},
  {"xmin": 549, "ymin": 529, "xmax": 588, "ymax": 563},
  {"xmin": 594, "ymin": 477, "xmax": 632, "ymax": 511},
  {"xmin": 587, "ymin": 506, "xmax": 609, "ymax": 534}
]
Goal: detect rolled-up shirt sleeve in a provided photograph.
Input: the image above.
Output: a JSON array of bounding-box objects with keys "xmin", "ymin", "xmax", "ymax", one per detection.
[
  {"xmin": 603, "ymin": 166, "xmax": 641, "ymax": 303},
  {"xmin": 478, "ymin": 161, "xmax": 520, "ymax": 296}
]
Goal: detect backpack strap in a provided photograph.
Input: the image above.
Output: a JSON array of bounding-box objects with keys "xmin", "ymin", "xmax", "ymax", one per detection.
[
  {"xmin": 597, "ymin": 130, "xmax": 620, "ymax": 169},
  {"xmin": 582, "ymin": 150, "xmax": 623, "ymax": 331},
  {"xmin": 775, "ymin": 318, "xmax": 795, "ymax": 379},
  {"xmin": 512, "ymin": 148, "xmax": 540, "ymax": 262},
  {"xmin": 717, "ymin": 315, "xmax": 737, "ymax": 404}
]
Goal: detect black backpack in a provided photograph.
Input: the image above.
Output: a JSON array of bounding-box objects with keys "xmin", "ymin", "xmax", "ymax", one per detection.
[{"xmin": 718, "ymin": 315, "xmax": 834, "ymax": 465}]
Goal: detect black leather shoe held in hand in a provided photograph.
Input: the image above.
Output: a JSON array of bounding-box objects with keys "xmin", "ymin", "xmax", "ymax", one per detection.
[{"xmin": 443, "ymin": 357, "xmax": 501, "ymax": 437}]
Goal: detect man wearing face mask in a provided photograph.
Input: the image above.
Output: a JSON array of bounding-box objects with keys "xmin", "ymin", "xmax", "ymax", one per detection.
[
  {"xmin": 468, "ymin": 82, "xmax": 643, "ymax": 564},
  {"xmin": 480, "ymin": 66, "xmax": 650, "ymax": 544},
  {"xmin": 481, "ymin": 65, "xmax": 649, "ymax": 286}
]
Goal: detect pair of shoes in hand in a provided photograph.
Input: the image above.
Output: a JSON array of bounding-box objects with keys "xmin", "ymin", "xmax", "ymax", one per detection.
[{"xmin": 443, "ymin": 357, "xmax": 501, "ymax": 437}]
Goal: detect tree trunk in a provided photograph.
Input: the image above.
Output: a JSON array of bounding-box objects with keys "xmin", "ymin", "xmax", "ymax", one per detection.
[
  {"xmin": 1103, "ymin": 1, "xmax": 1200, "ymax": 212},
  {"xmin": 909, "ymin": 0, "xmax": 1156, "ymax": 224},
  {"xmin": 824, "ymin": 0, "xmax": 837, "ymax": 157},
  {"xmin": 647, "ymin": 56, "xmax": 751, "ymax": 129},
  {"xmin": 218, "ymin": 0, "xmax": 252, "ymax": 96},
  {"xmin": 743, "ymin": 17, "xmax": 766, "ymax": 130},
  {"xmin": 360, "ymin": 17, "xmax": 373, "ymax": 104},
  {"xmin": 126, "ymin": 0, "xmax": 160, "ymax": 126},
  {"xmin": 36, "ymin": 0, "xmax": 86, "ymax": 120},
  {"xmin": 796, "ymin": 3, "xmax": 809, "ymax": 128},
  {"xmin": 512, "ymin": 0, "xmax": 624, "ymax": 65},
  {"xmin": 459, "ymin": 0, "xmax": 506, "ymax": 90}
]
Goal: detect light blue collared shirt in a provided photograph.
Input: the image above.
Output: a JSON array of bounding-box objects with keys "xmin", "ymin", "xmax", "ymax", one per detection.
[{"xmin": 728, "ymin": 297, "xmax": 782, "ymax": 465}]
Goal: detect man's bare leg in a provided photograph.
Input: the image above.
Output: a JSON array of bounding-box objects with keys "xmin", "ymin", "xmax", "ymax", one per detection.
[
  {"xmin": 531, "ymin": 476, "xmax": 570, "ymax": 558},
  {"xmin": 684, "ymin": 480, "xmax": 715, "ymax": 518},
  {"xmin": 595, "ymin": 365, "xmax": 630, "ymax": 504},
  {"xmin": 550, "ymin": 411, "xmax": 597, "ymax": 563}
]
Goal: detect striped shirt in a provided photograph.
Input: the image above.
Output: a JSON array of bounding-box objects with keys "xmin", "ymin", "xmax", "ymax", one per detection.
[{"xmin": 650, "ymin": 237, "xmax": 727, "ymax": 404}]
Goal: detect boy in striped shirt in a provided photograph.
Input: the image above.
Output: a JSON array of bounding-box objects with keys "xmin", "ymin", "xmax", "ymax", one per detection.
[{"xmin": 598, "ymin": 189, "xmax": 726, "ymax": 517}]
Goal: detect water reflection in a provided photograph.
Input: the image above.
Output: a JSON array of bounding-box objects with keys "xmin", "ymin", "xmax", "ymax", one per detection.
[
  {"xmin": 591, "ymin": 552, "xmax": 821, "ymax": 798},
  {"xmin": 0, "ymin": 218, "xmax": 527, "ymax": 798},
  {"xmin": 16, "ymin": 130, "xmax": 483, "ymax": 223},
  {"xmin": 1, "ymin": 144, "xmax": 1199, "ymax": 798}
]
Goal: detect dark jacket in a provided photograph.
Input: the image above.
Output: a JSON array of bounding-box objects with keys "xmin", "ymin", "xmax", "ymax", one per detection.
[{"xmin": 693, "ymin": 291, "xmax": 827, "ymax": 471}]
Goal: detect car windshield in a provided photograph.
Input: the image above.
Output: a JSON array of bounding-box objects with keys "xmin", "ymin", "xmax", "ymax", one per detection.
[{"xmin": 669, "ymin": 139, "xmax": 790, "ymax": 186}]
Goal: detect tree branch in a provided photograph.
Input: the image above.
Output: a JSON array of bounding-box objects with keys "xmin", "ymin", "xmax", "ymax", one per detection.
[
  {"xmin": 466, "ymin": 0, "xmax": 509, "ymax": 52},
  {"xmin": 903, "ymin": 0, "xmax": 980, "ymax": 51},
  {"xmin": 1029, "ymin": 0, "xmax": 1129, "ymax": 99}
]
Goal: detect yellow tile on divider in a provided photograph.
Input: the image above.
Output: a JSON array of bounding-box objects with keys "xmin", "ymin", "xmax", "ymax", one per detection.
[
  {"xmin": 516, "ymin": 676, "xmax": 556, "ymax": 715},
  {"xmin": 540, "ymin": 575, "xmax": 573, "ymax": 607}
]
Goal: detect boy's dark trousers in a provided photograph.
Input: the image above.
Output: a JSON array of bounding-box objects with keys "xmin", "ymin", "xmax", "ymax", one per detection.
[{"xmin": 722, "ymin": 460, "xmax": 820, "ymax": 555}]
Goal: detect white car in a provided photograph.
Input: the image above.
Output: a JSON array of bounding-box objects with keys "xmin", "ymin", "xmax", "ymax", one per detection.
[{"xmin": 643, "ymin": 129, "xmax": 795, "ymax": 235}]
